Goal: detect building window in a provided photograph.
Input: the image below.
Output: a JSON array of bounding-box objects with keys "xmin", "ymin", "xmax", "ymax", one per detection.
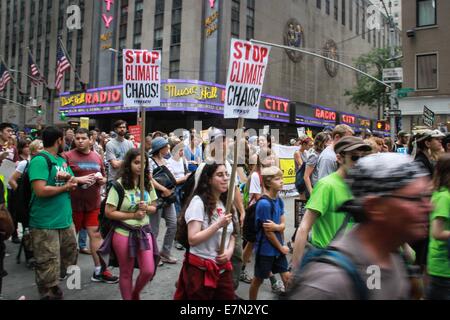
[
  {"xmin": 170, "ymin": 0, "xmax": 182, "ymax": 78},
  {"xmin": 153, "ymin": 0, "xmax": 164, "ymax": 49},
  {"xmin": 334, "ymin": 0, "xmax": 338, "ymax": 21},
  {"xmin": 341, "ymin": 0, "xmax": 345, "ymax": 25},
  {"xmin": 361, "ymin": 1, "xmax": 365, "ymax": 38},
  {"xmin": 416, "ymin": 54, "xmax": 437, "ymax": 90},
  {"xmin": 317, "ymin": 0, "xmax": 321, "ymax": 9},
  {"xmin": 417, "ymin": 0, "xmax": 436, "ymax": 27},
  {"xmin": 325, "ymin": 0, "xmax": 330, "ymax": 14},
  {"xmin": 246, "ymin": 0, "xmax": 255, "ymax": 40},
  {"xmin": 349, "ymin": 0, "xmax": 352, "ymax": 31},
  {"xmin": 231, "ymin": 0, "xmax": 240, "ymax": 38},
  {"xmin": 133, "ymin": 0, "xmax": 143, "ymax": 48}
]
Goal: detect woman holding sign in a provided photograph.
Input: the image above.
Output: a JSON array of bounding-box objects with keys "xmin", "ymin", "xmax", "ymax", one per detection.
[{"xmin": 174, "ymin": 162, "xmax": 237, "ymax": 300}]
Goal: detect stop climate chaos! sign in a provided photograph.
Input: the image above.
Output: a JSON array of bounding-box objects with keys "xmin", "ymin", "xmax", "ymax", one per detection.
[
  {"xmin": 225, "ymin": 39, "xmax": 270, "ymax": 119},
  {"xmin": 123, "ymin": 49, "xmax": 161, "ymax": 107}
]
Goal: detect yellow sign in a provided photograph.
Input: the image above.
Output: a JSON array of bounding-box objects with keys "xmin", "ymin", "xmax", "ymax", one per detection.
[
  {"xmin": 61, "ymin": 93, "xmax": 86, "ymax": 107},
  {"xmin": 80, "ymin": 117, "xmax": 89, "ymax": 129},
  {"xmin": 164, "ymin": 84, "xmax": 219, "ymax": 100},
  {"xmin": 306, "ymin": 128, "xmax": 313, "ymax": 138},
  {"xmin": 279, "ymin": 158, "xmax": 296, "ymax": 185}
]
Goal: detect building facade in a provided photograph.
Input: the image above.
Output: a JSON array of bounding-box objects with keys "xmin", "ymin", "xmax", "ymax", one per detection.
[
  {"xmin": 399, "ymin": 0, "xmax": 449, "ymax": 133},
  {"xmin": 0, "ymin": 0, "xmax": 401, "ymax": 138}
]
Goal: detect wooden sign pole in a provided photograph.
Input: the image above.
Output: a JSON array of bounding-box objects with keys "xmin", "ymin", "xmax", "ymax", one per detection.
[{"xmin": 139, "ymin": 105, "xmax": 146, "ymax": 199}]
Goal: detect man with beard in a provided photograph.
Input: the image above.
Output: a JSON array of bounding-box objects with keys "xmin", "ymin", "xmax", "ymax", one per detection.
[
  {"xmin": 28, "ymin": 127, "xmax": 80, "ymax": 299},
  {"xmin": 105, "ymin": 120, "xmax": 134, "ymax": 182}
]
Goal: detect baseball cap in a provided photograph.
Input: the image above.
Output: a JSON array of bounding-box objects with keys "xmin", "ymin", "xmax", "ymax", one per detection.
[
  {"xmin": 334, "ymin": 136, "xmax": 372, "ymax": 154},
  {"xmin": 209, "ymin": 128, "xmax": 225, "ymax": 143},
  {"xmin": 398, "ymin": 130, "xmax": 410, "ymax": 137}
]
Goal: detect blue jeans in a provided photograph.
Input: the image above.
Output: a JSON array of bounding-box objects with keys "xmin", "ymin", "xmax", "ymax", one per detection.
[
  {"xmin": 174, "ymin": 185, "xmax": 184, "ymax": 216},
  {"xmin": 78, "ymin": 228, "xmax": 88, "ymax": 249}
]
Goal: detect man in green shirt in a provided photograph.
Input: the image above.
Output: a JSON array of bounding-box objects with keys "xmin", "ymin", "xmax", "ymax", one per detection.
[
  {"xmin": 29, "ymin": 127, "xmax": 93, "ymax": 300},
  {"xmin": 292, "ymin": 136, "xmax": 372, "ymax": 268}
]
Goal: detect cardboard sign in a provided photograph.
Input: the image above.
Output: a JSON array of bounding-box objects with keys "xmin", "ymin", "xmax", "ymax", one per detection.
[
  {"xmin": 297, "ymin": 127, "xmax": 305, "ymax": 137},
  {"xmin": 123, "ymin": 49, "xmax": 161, "ymax": 107},
  {"xmin": 80, "ymin": 117, "xmax": 89, "ymax": 129},
  {"xmin": 224, "ymin": 39, "xmax": 270, "ymax": 119},
  {"xmin": 128, "ymin": 125, "xmax": 142, "ymax": 143}
]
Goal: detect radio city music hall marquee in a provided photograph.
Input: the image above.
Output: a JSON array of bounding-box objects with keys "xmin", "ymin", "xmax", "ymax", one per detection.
[{"xmin": 59, "ymin": 80, "xmax": 290, "ymax": 122}]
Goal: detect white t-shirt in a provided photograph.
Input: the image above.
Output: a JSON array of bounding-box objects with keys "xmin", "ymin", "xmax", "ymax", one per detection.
[
  {"xmin": 16, "ymin": 159, "xmax": 29, "ymax": 174},
  {"xmin": 249, "ymin": 171, "xmax": 262, "ymax": 195},
  {"xmin": 167, "ymin": 157, "xmax": 186, "ymax": 180},
  {"xmin": 184, "ymin": 195, "xmax": 234, "ymax": 260}
]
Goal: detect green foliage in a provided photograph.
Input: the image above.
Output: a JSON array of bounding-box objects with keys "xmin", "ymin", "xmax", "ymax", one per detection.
[{"xmin": 345, "ymin": 47, "xmax": 401, "ymax": 111}]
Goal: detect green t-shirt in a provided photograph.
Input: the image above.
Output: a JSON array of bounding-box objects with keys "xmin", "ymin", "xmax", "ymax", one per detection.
[
  {"xmin": 427, "ymin": 188, "xmax": 450, "ymax": 278},
  {"xmin": 106, "ymin": 179, "xmax": 158, "ymax": 237},
  {"xmin": 306, "ymin": 172, "xmax": 353, "ymax": 248},
  {"xmin": 29, "ymin": 151, "xmax": 74, "ymax": 229}
]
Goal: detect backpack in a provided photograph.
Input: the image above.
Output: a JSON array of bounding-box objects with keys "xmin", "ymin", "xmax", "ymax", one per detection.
[
  {"xmin": 19, "ymin": 153, "xmax": 54, "ymax": 223},
  {"xmin": 295, "ymin": 161, "xmax": 307, "ymax": 194},
  {"xmin": 243, "ymin": 171, "xmax": 263, "ymax": 209},
  {"xmin": 242, "ymin": 195, "xmax": 274, "ymax": 243},
  {"xmin": 179, "ymin": 168, "xmax": 197, "ymax": 209},
  {"xmin": 283, "ymin": 246, "xmax": 368, "ymax": 300},
  {"xmin": 98, "ymin": 181, "xmax": 125, "ymax": 239}
]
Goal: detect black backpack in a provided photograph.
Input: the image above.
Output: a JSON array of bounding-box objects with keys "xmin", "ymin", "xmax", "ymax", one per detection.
[
  {"xmin": 242, "ymin": 195, "xmax": 274, "ymax": 243},
  {"xmin": 295, "ymin": 161, "xmax": 307, "ymax": 194},
  {"xmin": 98, "ymin": 181, "xmax": 125, "ymax": 239},
  {"xmin": 179, "ymin": 168, "xmax": 197, "ymax": 209},
  {"xmin": 18, "ymin": 153, "xmax": 54, "ymax": 225}
]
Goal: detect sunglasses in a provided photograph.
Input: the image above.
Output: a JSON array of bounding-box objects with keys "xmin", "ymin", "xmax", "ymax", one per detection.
[
  {"xmin": 380, "ymin": 193, "xmax": 433, "ymax": 203},
  {"xmin": 341, "ymin": 153, "xmax": 362, "ymax": 162}
]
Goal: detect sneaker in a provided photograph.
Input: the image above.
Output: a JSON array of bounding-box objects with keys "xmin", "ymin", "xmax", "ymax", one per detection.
[
  {"xmin": 239, "ymin": 270, "xmax": 252, "ymax": 284},
  {"xmin": 49, "ymin": 285, "xmax": 64, "ymax": 300},
  {"xmin": 158, "ymin": 260, "xmax": 164, "ymax": 267},
  {"xmin": 11, "ymin": 235, "xmax": 21, "ymax": 244},
  {"xmin": 79, "ymin": 248, "xmax": 91, "ymax": 255},
  {"xmin": 91, "ymin": 269, "xmax": 119, "ymax": 284},
  {"xmin": 271, "ymin": 280, "xmax": 285, "ymax": 294},
  {"xmin": 175, "ymin": 242, "xmax": 185, "ymax": 250},
  {"xmin": 160, "ymin": 254, "xmax": 177, "ymax": 264}
]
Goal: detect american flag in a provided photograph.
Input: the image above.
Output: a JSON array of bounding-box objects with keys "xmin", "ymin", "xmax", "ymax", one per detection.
[
  {"xmin": 29, "ymin": 53, "xmax": 45, "ymax": 86},
  {"xmin": 54, "ymin": 40, "xmax": 70, "ymax": 91},
  {"xmin": 0, "ymin": 62, "xmax": 12, "ymax": 92}
]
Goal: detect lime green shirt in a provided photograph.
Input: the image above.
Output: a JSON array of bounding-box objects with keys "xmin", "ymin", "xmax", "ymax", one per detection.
[
  {"xmin": 306, "ymin": 172, "xmax": 353, "ymax": 248},
  {"xmin": 427, "ymin": 188, "xmax": 450, "ymax": 278},
  {"xmin": 106, "ymin": 179, "xmax": 158, "ymax": 237},
  {"xmin": 29, "ymin": 151, "xmax": 74, "ymax": 229}
]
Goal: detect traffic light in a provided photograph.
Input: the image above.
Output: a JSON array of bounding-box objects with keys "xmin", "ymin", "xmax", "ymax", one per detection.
[
  {"xmin": 60, "ymin": 111, "xmax": 67, "ymax": 121},
  {"xmin": 36, "ymin": 105, "xmax": 43, "ymax": 115},
  {"xmin": 376, "ymin": 120, "xmax": 387, "ymax": 131}
]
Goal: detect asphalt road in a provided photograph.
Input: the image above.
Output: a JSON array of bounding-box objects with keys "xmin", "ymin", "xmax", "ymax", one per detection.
[{"xmin": 1, "ymin": 196, "xmax": 299, "ymax": 300}]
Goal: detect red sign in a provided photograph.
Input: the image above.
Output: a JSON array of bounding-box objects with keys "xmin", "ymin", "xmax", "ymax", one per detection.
[
  {"xmin": 128, "ymin": 125, "xmax": 142, "ymax": 143},
  {"xmin": 264, "ymin": 98, "xmax": 289, "ymax": 113},
  {"xmin": 315, "ymin": 108, "xmax": 336, "ymax": 121},
  {"xmin": 85, "ymin": 89, "xmax": 121, "ymax": 104},
  {"xmin": 341, "ymin": 114, "xmax": 356, "ymax": 125}
]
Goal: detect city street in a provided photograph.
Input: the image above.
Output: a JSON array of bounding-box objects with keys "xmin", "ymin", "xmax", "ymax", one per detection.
[{"xmin": 1, "ymin": 196, "xmax": 298, "ymax": 301}]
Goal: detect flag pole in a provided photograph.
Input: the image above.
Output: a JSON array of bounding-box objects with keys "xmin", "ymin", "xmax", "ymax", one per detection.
[
  {"xmin": 27, "ymin": 47, "xmax": 48, "ymax": 87},
  {"xmin": 58, "ymin": 37, "xmax": 85, "ymax": 89},
  {"xmin": 0, "ymin": 55, "xmax": 26, "ymax": 98}
]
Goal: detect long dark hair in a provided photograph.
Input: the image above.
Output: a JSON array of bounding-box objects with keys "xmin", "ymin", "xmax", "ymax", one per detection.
[
  {"xmin": 433, "ymin": 153, "xmax": 450, "ymax": 190},
  {"xmin": 119, "ymin": 148, "xmax": 152, "ymax": 192}
]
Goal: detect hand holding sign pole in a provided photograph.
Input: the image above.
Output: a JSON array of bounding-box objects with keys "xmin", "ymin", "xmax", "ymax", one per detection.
[
  {"xmin": 123, "ymin": 49, "xmax": 161, "ymax": 198},
  {"xmin": 219, "ymin": 39, "xmax": 271, "ymax": 254}
]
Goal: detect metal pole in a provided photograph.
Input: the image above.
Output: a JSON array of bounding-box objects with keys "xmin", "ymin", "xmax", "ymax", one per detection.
[
  {"xmin": 58, "ymin": 37, "xmax": 85, "ymax": 88},
  {"xmin": 250, "ymin": 39, "xmax": 392, "ymax": 89}
]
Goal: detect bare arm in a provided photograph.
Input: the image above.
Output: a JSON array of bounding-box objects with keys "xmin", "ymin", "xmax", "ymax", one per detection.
[
  {"xmin": 431, "ymin": 218, "xmax": 450, "ymax": 241},
  {"xmin": 234, "ymin": 187, "xmax": 246, "ymax": 226},
  {"xmin": 291, "ymin": 209, "xmax": 319, "ymax": 268},
  {"xmin": 187, "ymin": 213, "xmax": 232, "ymax": 247},
  {"xmin": 109, "ymin": 159, "xmax": 123, "ymax": 169},
  {"xmin": 8, "ymin": 171, "xmax": 22, "ymax": 191},
  {"xmin": 264, "ymin": 228, "xmax": 288, "ymax": 254},
  {"xmin": 263, "ymin": 214, "xmax": 286, "ymax": 233},
  {"xmin": 294, "ymin": 151, "xmax": 302, "ymax": 168},
  {"xmin": 32, "ymin": 178, "xmax": 77, "ymax": 198},
  {"xmin": 105, "ymin": 204, "xmax": 144, "ymax": 221},
  {"xmin": 304, "ymin": 165, "xmax": 315, "ymax": 195}
]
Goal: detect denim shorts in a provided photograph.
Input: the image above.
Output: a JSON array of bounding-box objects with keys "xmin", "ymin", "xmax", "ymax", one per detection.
[{"xmin": 254, "ymin": 254, "xmax": 289, "ymax": 279}]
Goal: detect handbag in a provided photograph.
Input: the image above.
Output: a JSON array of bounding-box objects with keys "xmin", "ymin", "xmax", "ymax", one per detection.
[{"xmin": 151, "ymin": 158, "xmax": 177, "ymax": 206}]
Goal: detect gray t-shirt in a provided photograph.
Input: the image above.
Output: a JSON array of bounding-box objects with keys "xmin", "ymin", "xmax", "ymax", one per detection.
[
  {"xmin": 105, "ymin": 138, "xmax": 134, "ymax": 181},
  {"xmin": 306, "ymin": 149, "xmax": 319, "ymax": 187},
  {"xmin": 288, "ymin": 228, "xmax": 410, "ymax": 300},
  {"xmin": 316, "ymin": 145, "xmax": 337, "ymax": 181}
]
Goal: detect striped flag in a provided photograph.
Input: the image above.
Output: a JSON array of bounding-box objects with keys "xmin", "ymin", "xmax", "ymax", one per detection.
[
  {"xmin": 29, "ymin": 53, "xmax": 45, "ymax": 86},
  {"xmin": 54, "ymin": 40, "xmax": 70, "ymax": 91},
  {"xmin": 0, "ymin": 62, "xmax": 12, "ymax": 92}
]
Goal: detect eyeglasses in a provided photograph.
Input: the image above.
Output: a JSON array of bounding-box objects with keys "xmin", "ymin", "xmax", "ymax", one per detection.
[
  {"xmin": 380, "ymin": 193, "xmax": 433, "ymax": 203},
  {"xmin": 342, "ymin": 153, "xmax": 362, "ymax": 162}
]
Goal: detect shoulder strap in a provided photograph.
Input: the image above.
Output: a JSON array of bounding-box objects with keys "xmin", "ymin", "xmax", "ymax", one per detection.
[
  {"xmin": 110, "ymin": 181, "xmax": 125, "ymax": 211},
  {"xmin": 33, "ymin": 153, "xmax": 55, "ymax": 182},
  {"xmin": 312, "ymin": 249, "xmax": 368, "ymax": 300}
]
